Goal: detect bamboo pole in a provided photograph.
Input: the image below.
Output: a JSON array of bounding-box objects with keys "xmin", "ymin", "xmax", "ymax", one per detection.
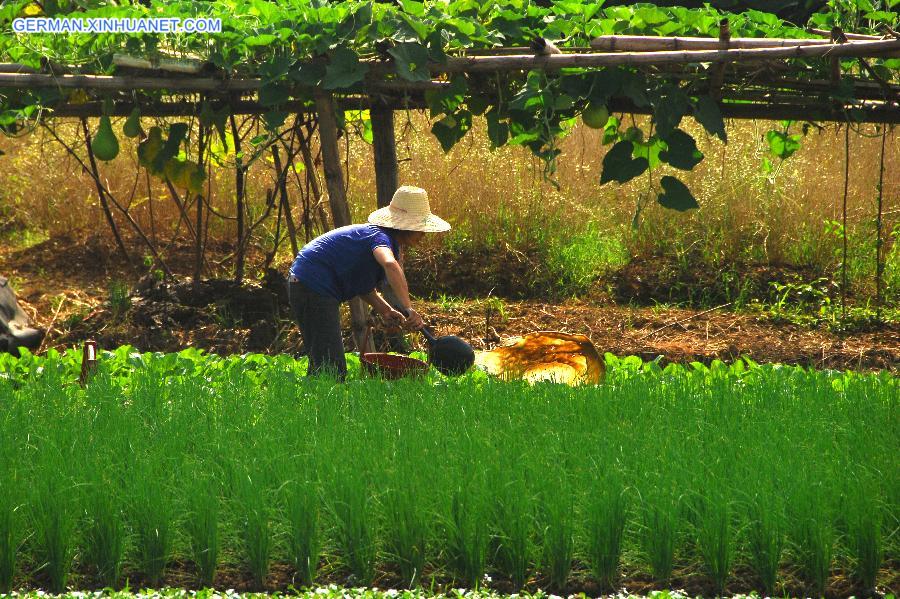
[
  {"xmin": 2, "ymin": 38, "xmax": 898, "ymax": 93},
  {"xmin": 591, "ymin": 34, "xmax": 843, "ymax": 51},
  {"xmin": 425, "ymin": 38, "xmax": 900, "ymax": 72},
  {"xmin": 807, "ymin": 28, "xmax": 884, "ymax": 40},
  {"xmin": 112, "ymin": 53, "xmax": 206, "ymax": 74},
  {"xmin": 0, "ymin": 63, "xmax": 37, "ymax": 73},
  {"xmin": 47, "ymin": 97, "xmax": 428, "ymax": 118},
  {"xmin": 0, "ymin": 71, "xmax": 447, "ymax": 92},
  {"xmin": 38, "ymin": 95, "xmax": 900, "ymax": 123}
]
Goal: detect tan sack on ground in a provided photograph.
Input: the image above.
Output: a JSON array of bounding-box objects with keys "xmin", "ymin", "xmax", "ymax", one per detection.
[{"xmin": 475, "ymin": 331, "xmax": 604, "ymax": 385}]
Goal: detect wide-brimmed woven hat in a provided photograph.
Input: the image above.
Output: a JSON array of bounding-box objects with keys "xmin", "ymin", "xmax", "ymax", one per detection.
[{"xmin": 368, "ymin": 186, "xmax": 451, "ymax": 233}]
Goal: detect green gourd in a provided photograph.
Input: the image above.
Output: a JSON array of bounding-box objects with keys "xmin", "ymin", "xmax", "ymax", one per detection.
[
  {"xmin": 122, "ymin": 107, "xmax": 141, "ymax": 138},
  {"xmin": 91, "ymin": 115, "xmax": 119, "ymax": 161}
]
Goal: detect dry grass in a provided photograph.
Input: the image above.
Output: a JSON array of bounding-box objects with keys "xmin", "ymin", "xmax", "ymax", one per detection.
[{"xmin": 0, "ymin": 113, "xmax": 897, "ymax": 293}]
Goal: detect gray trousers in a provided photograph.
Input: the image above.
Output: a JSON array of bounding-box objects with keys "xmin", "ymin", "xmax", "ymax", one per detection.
[{"xmin": 288, "ymin": 280, "xmax": 346, "ymax": 380}]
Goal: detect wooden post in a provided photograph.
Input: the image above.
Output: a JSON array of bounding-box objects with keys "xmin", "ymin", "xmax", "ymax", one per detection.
[
  {"xmin": 370, "ymin": 100, "xmax": 407, "ymax": 351},
  {"xmin": 371, "ymin": 103, "xmax": 399, "ymax": 208},
  {"xmin": 314, "ymin": 90, "xmax": 373, "ymax": 352}
]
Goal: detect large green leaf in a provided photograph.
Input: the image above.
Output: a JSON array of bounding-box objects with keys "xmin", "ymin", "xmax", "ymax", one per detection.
[
  {"xmin": 258, "ymin": 82, "xmax": 291, "ymax": 106},
  {"xmin": 657, "ymin": 175, "xmax": 699, "ymax": 211},
  {"xmin": 660, "ymin": 129, "xmax": 703, "ymax": 170},
  {"xmin": 486, "ymin": 108, "xmax": 509, "ymax": 148},
  {"xmin": 766, "ymin": 130, "xmax": 802, "ymax": 160},
  {"xmin": 600, "ymin": 140, "xmax": 649, "ymax": 185},
  {"xmin": 652, "ymin": 87, "xmax": 690, "ymax": 138},
  {"xmin": 431, "ymin": 110, "xmax": 472, "ymax": 152},
  {"xmin": 152, "ymin": 123, "xmax": 189, "ymax": 175},
  {"xmin": 323, "ymin": 47, "xmax": 367, "ymax": 90},
  {"xmin": 693, "ymin": 96, "xmax": 727, "ymax": 143},
  {"xmin": 633, "ymin": 136, "xmax": 665, "ymax": 170},
  {"xmin": 388, "ymin": 42, "xmax": 431, "ymax": 82}
]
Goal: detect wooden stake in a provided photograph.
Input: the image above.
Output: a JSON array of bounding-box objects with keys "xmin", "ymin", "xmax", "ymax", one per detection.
[
  {"xmin": 710, "ymin": 19, "xmax": 730, "ymax": 99},
  {"xmin": 79, "ymin": 339, "xmax": 98, "ymax": 386},
  {"xmin": 314, "ymin": 90, "xmax": 372, "ymax": 352}
]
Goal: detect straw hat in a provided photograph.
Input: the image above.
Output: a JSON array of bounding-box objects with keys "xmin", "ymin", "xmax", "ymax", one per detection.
[{"xmin": 368, "ymin": 186, "xmax": 450, "ymax": 233}]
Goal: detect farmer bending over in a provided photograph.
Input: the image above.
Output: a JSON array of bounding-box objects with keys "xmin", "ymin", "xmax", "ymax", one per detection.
[{"xmin": 288, "ymin": 186, "xmax": 450, "ymax": 379}]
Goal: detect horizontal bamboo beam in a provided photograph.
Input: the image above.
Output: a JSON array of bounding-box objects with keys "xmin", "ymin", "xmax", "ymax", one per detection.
[
  {"xmin": 429, "ymin": 38, "xmax": 900, "ymax": 72},
  {"xmin": 605, "ymin": 97, "xmax": 899, "ymax": 123},
  {"xmin": 46, "ymin": 96, "xmax": 428, "ymax": 118},
  {"xmin": 1, "ymin": 39, "xmax": 898, "ymax": 93},
  {"xmin": 0, "ymin": 71, "xmax": 446, "ymax": 93},
  {"xmin": 807, "ymin": 28, "xmax": 884, "ymax": 40},
  {"xmin": 0, "ymin": 63, "xmax": 38, "ymax": 74},
  {"xmin": 591, "ymin": 35, "xmax": 841, "ymax": 51},
  {"xmin": 112, "ymin": 53, "xmax": 206, "ymax": 74},
  {"xmin": 462, "ymin": 46, "xmax": 592, "ymax": 55},
  {"xmin": 39, "ymin": 94, "xmax": 900, "ymax": 124},
  {"xmin": 4, "ymin": 37, "xmax": 900, "ymax": 93}
]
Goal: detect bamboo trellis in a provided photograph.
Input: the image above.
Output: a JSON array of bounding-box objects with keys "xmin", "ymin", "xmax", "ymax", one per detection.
[{"xmin": 1, "ymin": 26, "xmax": 897, "ymax": 347}]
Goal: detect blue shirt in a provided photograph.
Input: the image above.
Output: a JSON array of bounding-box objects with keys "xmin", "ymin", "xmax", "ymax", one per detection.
[{"xmin": 289, "ymin": 224, "xmax": 399, "ymax": 302}]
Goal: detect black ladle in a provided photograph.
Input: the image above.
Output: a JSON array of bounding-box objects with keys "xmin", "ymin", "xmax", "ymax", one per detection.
[{"xmin": 400, "ymin": 308, "xmax": 475, "ymax": 376}]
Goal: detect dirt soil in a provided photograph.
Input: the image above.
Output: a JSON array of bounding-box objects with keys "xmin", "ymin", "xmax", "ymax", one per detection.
[
  {"xmin": 32, "ymin": 556, "xmax": 900, "ymax": 599},
  {"xmin": 2, "ymin": 234, "xmax": 897, "ymax": 373}
]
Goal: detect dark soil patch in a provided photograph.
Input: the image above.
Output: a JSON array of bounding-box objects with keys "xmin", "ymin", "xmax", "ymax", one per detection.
[
  {"xmin": 610, "ymin": 255, "xmax": 833, "ymax": 307},
  {"xmin": 406, "ymin": 243, "xmax": 548, "ymax": 300},
  {"xmin": 1, "ymin": 234, "xmax": 897, "ymax": 373},
  {"xmin": 14, "ymin": 558, "xmax": 898, "ymax": 599}
]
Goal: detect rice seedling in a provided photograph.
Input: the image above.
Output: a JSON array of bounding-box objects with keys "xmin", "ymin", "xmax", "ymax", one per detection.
[
  {"xmin": 790, "ymin": 485, "xmax": 834, "ymax": 597},
  {"xmin": 127, "ymin": 453, "xmax": 176, "ymax": 588},
  {"xmin": 641, "ymin": 496, "xmax": 679, "ymax": 585},
  {"xmin": 692, "ymin": 491, "xmax": 733, "ymax": 595},
  {"xmin": 745, "ymin": 495, "xmax": 784, "ymax": 595},
  {"xmin": 0, "ymin": 349, "xmax": 896, "ymax": 595},
  {"xmin": 488, "ymin": 476, "xmax": 533, "ymax": 590},
  {"xmin": 236, "ymin": 472, "xmax": 272, "ymax": 589},
  {"xmin": 330, "ymin": 472, "xmax": 377, "ymax": 586},
  {"xmin": 843, "ymin": 479, "xmax": 884, "ymax": 593},
  {"xmin": 537, "ymin": 482, "xmax": 575, "ymax": 590},
  {"xmin": 0, "ymin": 478, "xmax": 19, "ymax": 594},
  {"xmin": 444, "ymin": 485, "xmax": 489, "ymax": 589},
  {"xmin": 282, "ymin": 476, "xmax": 320, "ymax": 588},
  {"xmin": 384, "ymin": 484, "xmax": 428, "ymax": 589},
  {"xmin": 28, "ymin": 476, "xmax": 77, "ymax": 593},
  {"xmin": 184, "ymin": 474, "xmax": 220, "ymax": 588},
  {"xmin": 583, "ymin": 477, "xmax": 628, "ymax": 591},
  {"xmin": 82, "ymin": 484, "xmax": 125, "ymax": 588}
]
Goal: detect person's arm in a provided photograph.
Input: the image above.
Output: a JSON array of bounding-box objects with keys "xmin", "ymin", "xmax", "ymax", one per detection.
[
  {"xmin": 360, "ymin": 289, "xmax": 403, "ymax": 326},
  {"xmin": 373, "ymin": 246, "xmax": 424, "ymax": 330}
]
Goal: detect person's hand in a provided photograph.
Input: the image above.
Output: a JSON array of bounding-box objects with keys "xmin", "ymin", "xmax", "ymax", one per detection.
[
  {"xmin": 379, "ymin": 306, "xmax": 405, "ymax": 329},
  {"xmin": 402, "ymin": 307, "xmax": 425, "ymax": 331}
]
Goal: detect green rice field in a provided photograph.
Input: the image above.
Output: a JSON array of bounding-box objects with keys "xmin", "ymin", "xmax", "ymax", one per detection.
[{"xmin": 0, "ymin": 348, "xmax": 896, "ymax": 597}]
